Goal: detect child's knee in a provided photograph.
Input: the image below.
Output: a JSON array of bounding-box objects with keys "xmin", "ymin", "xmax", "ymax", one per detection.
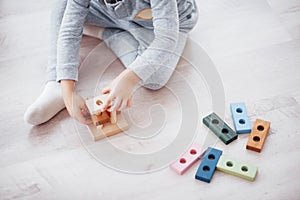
[
  {"xmin": 141, "ymin": 71, "xmax": 172, "ymax": 90},
  {"xmin": 142, "ymin": 82, "xmax": 165, "ymax": 91}
]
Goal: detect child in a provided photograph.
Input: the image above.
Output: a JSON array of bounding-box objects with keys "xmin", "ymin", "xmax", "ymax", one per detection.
[{"xmin": 24, "ymin": 0, "xmax": 198, "ymax": 125}]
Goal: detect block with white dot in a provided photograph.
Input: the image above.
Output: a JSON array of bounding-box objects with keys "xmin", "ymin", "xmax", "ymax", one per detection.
[
  {"xmin": 170, "ymin": 144, "xmax": 203, "ymax": 175},
  {"xmin": 230, "ymin": 102, "xmax": 251, "ymax": 134}
]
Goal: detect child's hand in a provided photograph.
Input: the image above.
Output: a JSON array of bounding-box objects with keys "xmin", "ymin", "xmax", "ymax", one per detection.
[
  {"xmin": 61, "ymin": 80, "xmax": 92, "ymax": 125},
  {"xmin": 66, "ymin": 93, "xmax": 92, "ymax": 124},
  {"xmin": 101, "ymin": 69, "xmax": 141, "ymax": 112}
]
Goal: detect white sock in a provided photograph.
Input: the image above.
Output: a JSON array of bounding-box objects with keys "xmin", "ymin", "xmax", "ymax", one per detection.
[{"xmin": 24, "ymin": 81, "xmax": 65, "ymax": 125}]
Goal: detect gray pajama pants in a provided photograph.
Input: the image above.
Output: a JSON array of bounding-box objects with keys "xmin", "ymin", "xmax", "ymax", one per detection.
[{"xmin": 48, "ymin": 0, "xmax": 197, "ymax": 90}]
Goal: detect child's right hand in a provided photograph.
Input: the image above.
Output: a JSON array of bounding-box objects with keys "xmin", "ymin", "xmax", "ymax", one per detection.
[{"xmin": 61, "ymin": 80, "xmax": 92, "ymax": 125}]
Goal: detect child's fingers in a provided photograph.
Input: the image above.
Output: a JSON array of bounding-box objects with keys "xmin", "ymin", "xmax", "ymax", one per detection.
[
  {"xmin": 81, "ymin": 106, "xmax": 92, "ymax": 124},
  {"xmin": 118, "ymin": 99, "xmax": 128, "ymax": 111},
  {"xmin": 109, "ymin": 98, "xmax": 122, "ymax": 112},
  {"xmin": 102, "ymin": 86, "xmax": 110, "ymax": 94},
  {"xmin": 76, "ymin": 108, "xmax": 91, "ymax": 125},
  {"xmin": 127, "ymin": 97, "xmax": 132, "ymax": 108},
  {"xmin": 84, "ymin": 117, "xmax": 93, "ymax": 125},
  {"xmin": 100, "ymin": 93, "xmax": 113, "ymax": 111},
  {"xmin": 81, "ymin": 104, "xmax": 90, "ymax": 116}
]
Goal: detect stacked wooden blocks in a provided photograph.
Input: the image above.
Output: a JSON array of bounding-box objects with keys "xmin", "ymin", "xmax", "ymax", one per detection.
[{"xmin": 85, "ymin": 95, "xmax": 129, "ymax": 141}]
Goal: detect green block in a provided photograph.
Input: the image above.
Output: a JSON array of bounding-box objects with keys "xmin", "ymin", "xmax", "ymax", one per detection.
[
  {"xmin": 216, "ymin": 155, "xmax": 258, "ymax": 181},
  {"xmin": 203, "ymin": 113, "xmax": 238, "ymax": 145}
]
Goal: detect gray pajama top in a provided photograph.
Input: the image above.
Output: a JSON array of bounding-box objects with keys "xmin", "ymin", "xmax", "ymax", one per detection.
[{"xmin": 56, "ymin": 0, "xmax": 198, "ymax": 82}]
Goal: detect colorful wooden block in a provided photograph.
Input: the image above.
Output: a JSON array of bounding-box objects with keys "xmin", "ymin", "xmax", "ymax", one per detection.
[
  {"xmin": 230, "ymin": 102, "xmax": 251, "ymax": 134},
  {"xmin": 203, "ymin": 113, "xmax": 238, "ymax": 145},
  {"xmin": 216, "ymin": 155, "xmax": 258, "ymax": 181},
  {"xmin": 246, "ymin": 119, "xmax": 270, "ymax": 153},
  {"xmin": 195, "ymin": 147, "xmax": 222, "ymax": 183},
  {"xmin": 170, "ymin": 144, "xmax": 203, "ymax": 175}
]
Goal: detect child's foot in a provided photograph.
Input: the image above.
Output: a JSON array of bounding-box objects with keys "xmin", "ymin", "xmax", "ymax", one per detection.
[{"xmin": 24, "ymin": 81, "xmax": 65, "ymax": 125}]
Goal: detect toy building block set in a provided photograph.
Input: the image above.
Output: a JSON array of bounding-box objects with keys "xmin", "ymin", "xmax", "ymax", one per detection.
[
  {"xmin": 169, "ymin": 102, "xmax": 270, "ymax": 184},
  {"xmin": 83, "ymin": 96, "xmax": 270, "ymax": 183},
  {"xmin": 85, "ymin": 95, "xmax": 128, "ymax": 141}
]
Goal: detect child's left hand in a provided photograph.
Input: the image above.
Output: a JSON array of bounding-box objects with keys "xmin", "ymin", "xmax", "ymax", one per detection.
[{"xmin": 101, "ymin": 68, "xmax": 141, "ymax": 112}]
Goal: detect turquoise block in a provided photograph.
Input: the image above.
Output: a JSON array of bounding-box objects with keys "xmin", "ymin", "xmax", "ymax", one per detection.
[
  {"xmin": 216, "ymin": 155, "xmax": 258, "ymax": 181},
  {"xmin": 203, "ymin": 113, "xmax": 238, "ymax": 145},
  {"xmin": 195, "ymin": 147, "xmax": 222, "ymax": 183},
  {"xmin": 230, "ymin": 102, "xmax": 251, "ymax": 134}
]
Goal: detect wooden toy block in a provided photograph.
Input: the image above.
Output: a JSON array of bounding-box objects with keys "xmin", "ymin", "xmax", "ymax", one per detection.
[
  {"xmin": 230, "ymin": 102, "xmax": 251, "ymax": 134},
  {"xmin": 86, "ymin": 95, "xmax": 109, "ymax": 115},
  {"xmin": 246, "ymin": 119, "xmax": 270, "ymax": 153},
  {"xmin": 86, "ymin": 95, "xmax": 117, "ymax": 124},
  {"xmin": 86, "ymin": 95, "xmax": 128, "ymax": 141},
  {"xmin": 216, "ymin": 155, "xmax": 258, "ymax": 181},
  {"xmin": 195, "ymin": 147, "xmax": 222, "ymax": 183},
  {"xmin": 203, "ymin": 113, "xmax": 238, "ymax": 145},
  {"xmin": 91, "ymin": 111, "xmax": 110, "ymax": 126},
  {"xmin": 169, "ymin": 144, "xmax": 203, "ymax": 175},
  {"xmin": 110, "ymin": 111, "xmax": 117, "ymax": 124},
  {"xmin": 87, "ymin": 113, "xmax": 129, "ymax": 141}
]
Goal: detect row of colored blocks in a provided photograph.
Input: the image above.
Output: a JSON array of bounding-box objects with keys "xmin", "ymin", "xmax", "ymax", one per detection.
[
  {"xmin": 169, "ymin": 102, "xmax": 269, "ymax": 182},
  {"xmin": 204, "ymin": 102, "xmax": 271, "ymax": 153},
  {"xmin": 170, "ymin": 146, "xmax": 258, "ymax": 183}
]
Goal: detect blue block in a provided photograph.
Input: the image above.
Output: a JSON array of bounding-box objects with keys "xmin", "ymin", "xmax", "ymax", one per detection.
[
  {"xmin": 230, "ymin": 102, "xmax": 251, "ymax": 134},
  {"xmin": 195, "ymin": 147, "xmax": 222, "ymax": 183}
]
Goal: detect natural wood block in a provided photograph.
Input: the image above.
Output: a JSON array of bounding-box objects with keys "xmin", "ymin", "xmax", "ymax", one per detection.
[
  {"xmin": 86, "ymin": 95, "xmax": 117, "ymax": 126},
  {"xmin": 86, "ymin": 95, "xmax": 108, "ymax": 115},
  {"xmin": 246, "ymin": 119, "xmax": 270, "ymax": 153},
  {"xmin": 91, "ymin": 111, "xmax": 110, "ymax": 126},
  {"xmin": 87, "ymin": 113, "xmax": 129, "ymax": 141}
]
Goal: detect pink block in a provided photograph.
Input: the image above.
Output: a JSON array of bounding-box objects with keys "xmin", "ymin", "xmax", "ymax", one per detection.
[{"xmin": 169, "ymin": 144, "xmax": 203, "ymax": 175}]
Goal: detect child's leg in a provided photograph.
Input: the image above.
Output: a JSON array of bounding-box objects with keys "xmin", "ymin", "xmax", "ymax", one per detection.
[
  {"xmin": 24, "ymin": 0, "xmax": 68, "ymax": 125},
  {"xmin": 102, "ymin": 28, "xmax": 139, "ymax": 67},
  {"xmin": 140, "ymin": 33, "xmax": 187, "ymax": 90},
  {"xmin": 25, "ymin": 0, "xmax": 121, "ymax": 125},
  {"xmin": 47, "ymin": 0, "xmax": 68, "ymax": 82},
  {"xmin": 102, "ymin": 28, "xmax": 188, "ymax": 90}
]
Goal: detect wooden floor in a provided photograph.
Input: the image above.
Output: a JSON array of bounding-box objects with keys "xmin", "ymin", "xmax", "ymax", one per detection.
[{"xmin": 0, "ymin": 0, "xmax": 300, "ymax": 199}]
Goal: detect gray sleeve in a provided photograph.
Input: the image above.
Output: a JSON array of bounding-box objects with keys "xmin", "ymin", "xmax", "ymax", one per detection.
[
  {"xmin": 127, "ymin": 0, "xmax": 180, "ymax": 82},
  {"xmin": 56, "ymin": 0, "xmax": 90, "ymax": 82}
]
